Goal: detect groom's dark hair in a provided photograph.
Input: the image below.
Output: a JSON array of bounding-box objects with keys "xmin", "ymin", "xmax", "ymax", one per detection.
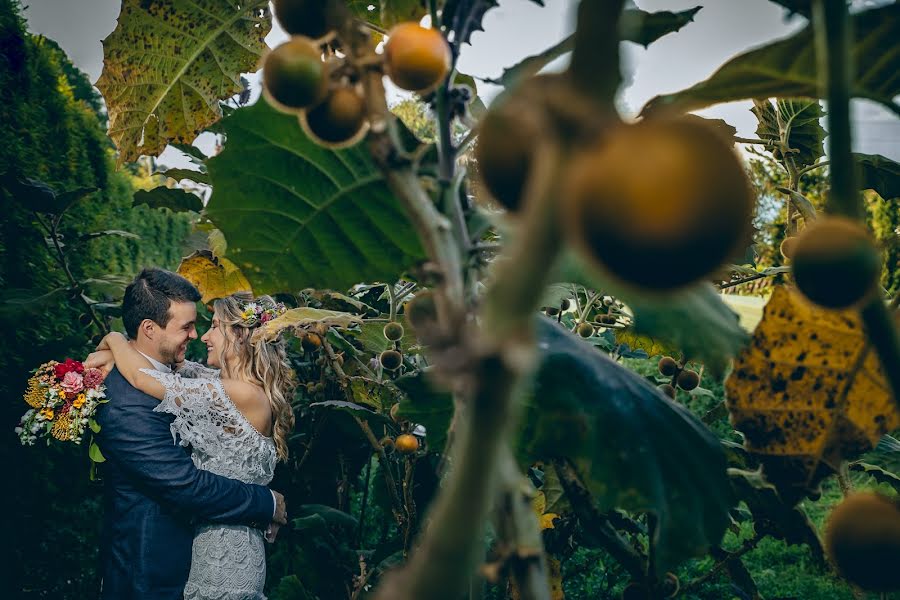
[{"xmin": 122, "ymin": 268, "xmax": 201, "ymax": 338}]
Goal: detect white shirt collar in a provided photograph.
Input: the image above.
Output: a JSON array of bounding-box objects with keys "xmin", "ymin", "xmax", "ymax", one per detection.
[{"xmin": 137, "ymin": 350, "xmax": 172, "ymax": 373}]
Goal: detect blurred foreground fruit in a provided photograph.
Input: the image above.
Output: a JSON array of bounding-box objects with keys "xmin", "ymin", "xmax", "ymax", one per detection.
[
  {"xmin": 791, "ymin": 216, "xmax": 881, "ymax": 309},
  {"xmin": 300, "ymin": 86, "xmax": 368, "ymax": 148},
  {"xmin": 824, "ymin": 492, "xmax": 900, "ymax": 592},
  {"xmin": 576, "ymin": 322, "xmax": 594, "ymax": 338},
  {"xmin": 562, "ymin": 118, "xmax": 754, "ymax": 291},
  {"xmin": 395, "ymin": 433, "xmax": 419, "ymax": 455},
  {"xmin": 384, "ymin": 23, "xmax": 450, "ymax": 93},
  {"xmin": 272, "ymin": 0, "xmax": 332, "ymax": 39},
  {"xmin": 780, "ymin": 236, "xmax": 798, "ymax": 261},
  {"xmin": 262, "ymin": 37, "xmax": 328, "ymax": 112}
]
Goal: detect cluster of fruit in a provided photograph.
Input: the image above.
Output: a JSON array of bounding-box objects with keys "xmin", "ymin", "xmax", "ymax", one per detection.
[
  {"xmin": 655, "ymin": 356, "xmax": 700, "ymax": 400},
  {"xmin": 263, "ymin": 0, "xmax": 450, "ymax": 148}
]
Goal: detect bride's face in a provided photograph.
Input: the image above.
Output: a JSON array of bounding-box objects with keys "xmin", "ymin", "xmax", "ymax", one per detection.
[{"xmin": 200, "ymin": 315, "xmax": 231, "ymax": 368}]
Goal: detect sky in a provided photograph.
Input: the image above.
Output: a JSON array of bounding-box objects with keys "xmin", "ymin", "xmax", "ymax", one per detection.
[{"xmin": 20, "ymin": 0, "xmax": 900, "ymax": 164}]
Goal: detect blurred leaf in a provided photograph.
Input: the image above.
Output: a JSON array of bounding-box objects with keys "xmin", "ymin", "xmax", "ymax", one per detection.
[
  {"xmin": 205, "ymin": 100, "xmax": 426, "ymax": 294},
  {"xmin": 751, "ymin": 98, "xmax": 826, "ymax": 169},
  {"xmin": 177, "ymin": 250, "xmax": 252, "ymax": 304},
  {"xmin": 854, "ymin": 153, "xmax": 900, "ymax": 200},
  {"xmin": 553, "ymin": 252, "xmax": 748, "ymax": 374},
  {"xmin": 394, "ymin": 370, "xmax": 454, "ymax": 454},
  {"xmin": 725, "ymin": 286, "xmax": 900, "ymax": 501},
  {"xmin": 1, "ymin": 176, "xmax": 97, "ymax": 214},
  {"xmin": 253, "ymin": 308, "xmax": 362, "ymax": 343},
  {"xmin": 487, "ymin": 6, "xmax": 700, "ymax": 89},
  {"xmin": 728, "ymin": 467, "xmax": 824, "ymax": 563},
  {"xmin": 519, "ymin": 317, "xmax": 734, "ymax": 573},
  {"xmin": 641, "ymin": 4, "xmax": 900, "ymax": 116},
  {"xmin": 133, "ymin": 186, "xmax": 203, "ymax": 213},
  {"xmin": 96, "ymin": 0, "xmax": 271, "ymax": 163},
  {"xmin": 614, "ymin": 331, "xmax": 676, "ymax": 359}
]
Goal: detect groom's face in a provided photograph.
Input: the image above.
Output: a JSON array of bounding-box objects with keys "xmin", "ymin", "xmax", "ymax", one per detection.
[{"xmin": 156, "ymin": 300, "xmax": 198, "ymax": 365}]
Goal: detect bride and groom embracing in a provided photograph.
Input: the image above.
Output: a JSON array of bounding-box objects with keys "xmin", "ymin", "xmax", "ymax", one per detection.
[{"xmin": 85, "ymin": 267, "xmax": 297, "ymax": 599}]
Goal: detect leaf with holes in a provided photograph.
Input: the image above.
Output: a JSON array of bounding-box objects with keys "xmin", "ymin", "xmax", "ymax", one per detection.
[
  {"xmin": 177, "ymin": 250, "xmax": 252, "ymax": 304},
  {"xmin": 96, "ymin": 0, "xmax": 271, "ymax": 164},
  {"xmin": 641, "ymin": 4, "xmax": 900, "ymax": 116},
  {"xmin": 751, "ymin": 98, "xmax": 825, "ymax": 169},
  {"xmin": 724, "ymin": 286, "xmax": 900, "ymax": 502},
  {"xmin": 205, "ymin": 100, "xmax": 425, "ymax": 293}
]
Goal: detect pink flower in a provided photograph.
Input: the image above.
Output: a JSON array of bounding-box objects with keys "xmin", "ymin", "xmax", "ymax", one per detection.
[
  {"xmin": 83, "ymin": 368, "xmax": 104, "ymax": 389},
  {"xmin": 60, "ymin": 371, "xmax": 84, "ymax": 394}
]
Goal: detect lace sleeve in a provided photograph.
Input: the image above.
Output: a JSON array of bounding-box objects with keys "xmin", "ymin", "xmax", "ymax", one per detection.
[
  {"xmin": 140, "ymin": 369, "xmax": 238, "ymax": 454},
  {"xmin": 175, "ymin": 360, "xmax": 221, "ymax": 380}
]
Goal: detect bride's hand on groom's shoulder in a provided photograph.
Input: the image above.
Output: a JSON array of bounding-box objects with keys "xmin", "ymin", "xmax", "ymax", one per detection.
[{"xmin": 84, "ymin": 349, "xmax": 114, "ymax": 378}]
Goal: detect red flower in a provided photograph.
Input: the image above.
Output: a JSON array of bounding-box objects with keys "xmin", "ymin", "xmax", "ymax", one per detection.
[{"xmin": 54, "ymin": 358, "xmax": 84, "ymax": 379}]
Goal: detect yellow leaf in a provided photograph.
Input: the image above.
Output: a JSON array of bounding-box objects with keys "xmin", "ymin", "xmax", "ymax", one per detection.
[
  {"xmin": 614, "ymin": 330, "xmax": 675, "ymax": 358},
  {"xmin": 725, "ymin": 286, "xmax": 899, "ymax": 493},
  {"xmin": 177, "ymin": 250, "xmax": 252, "ymax": 304},
  {"xmin": 539, "ymin": 513, "xmax": 559, "ymax": 531},
  {"xmin": 548, "ymin": 556, "xmax": 565, "ymax": 600},
  {"xmin": 251, "ymin": 308, "xmax": 362, "ymax": 343}
]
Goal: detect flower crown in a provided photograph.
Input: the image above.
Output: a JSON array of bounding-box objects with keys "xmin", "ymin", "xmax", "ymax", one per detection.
[{"xmin": 239, "ymin": 300, "xmax": 287, "ymax": 327}]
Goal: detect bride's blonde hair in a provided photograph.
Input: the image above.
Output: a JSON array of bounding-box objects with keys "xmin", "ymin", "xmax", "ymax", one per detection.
[{"xmin": 212, "ymin": 291, "xmax": 296, "ymax": 461}]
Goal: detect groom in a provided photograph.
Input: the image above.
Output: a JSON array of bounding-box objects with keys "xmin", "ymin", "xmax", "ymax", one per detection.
[{"xmin": 94, "ymin": 268, "xmax": 286, "ymax": 599}]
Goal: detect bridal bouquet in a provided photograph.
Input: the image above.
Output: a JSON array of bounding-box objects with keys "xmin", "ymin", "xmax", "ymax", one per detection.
[{"xmin": 16, "ymin": 359, "xmax": 107, "ymax": 446}]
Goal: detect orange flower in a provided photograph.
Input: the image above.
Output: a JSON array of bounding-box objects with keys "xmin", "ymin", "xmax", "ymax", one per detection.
[
  {"xmin": 40, "ymin": 408, "xmax": 54, "ymax": 420},
  {"xmin": 72, "ymin": 394, "xmax": 86, "ymax": 409}
]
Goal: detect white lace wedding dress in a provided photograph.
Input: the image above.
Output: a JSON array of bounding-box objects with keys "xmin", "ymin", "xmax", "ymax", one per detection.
[{"xmin": 142, "ymin": 362, "xmax": 277, "ymax": 600}]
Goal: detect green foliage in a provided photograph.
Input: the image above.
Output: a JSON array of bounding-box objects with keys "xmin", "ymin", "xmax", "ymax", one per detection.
[
  {"xmin": 642, "ymin": 3, "xmax": 900, "ymax": 116},
  {"xmin": 205, "ymin": 100, "xmax": 426, "ymax": 293},
  {"xmin": 0, "ymin": 2, "xmax": 192, "ymax": 596}
]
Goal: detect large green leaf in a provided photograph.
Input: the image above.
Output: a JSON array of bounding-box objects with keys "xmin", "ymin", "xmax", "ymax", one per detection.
[
  {"xmin": 518, "ymin": 317, "xmax": 735, "ymax": 573},
  {"xmin": 0, "ymin": 176, "xmax": 97, "ymax": 214},
  {"xmin": 205, "ymin": 100, "xmax": 426, "ymax": 293},
  {"xmin": 96, "ymin": 0, "xmax": 271, "ymax": 164},
  {"xmin": 854, "ymin": 153, "xmax": 900, "ymax": 200},
  {"xmin": 751, "ymin": 98, "xmax": 825, "ymax": 169},
  {"xmin": 486, "ymin": 6, "xmax": 701, "ymax": 89},
  {"xmin": 641, "ymin": 4, "xmax": 900, "ymax": 116},
  {"xmin": 554, "ymin": 251, "xmax": 749, "ymax": 374}
]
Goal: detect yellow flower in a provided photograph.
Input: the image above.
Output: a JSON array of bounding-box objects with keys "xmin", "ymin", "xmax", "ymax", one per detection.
[
  {"xmin": 51, "ymin": 414, "xmax": 73, "ymax": 441},
  {"xmin": 40, "ymin": 408, "xmax": 54, "ymax": 420},
  {"xmin": 24, "ymin": 377, "xmax": 45, "ymax": 408},
  {"xmin": 73, "ymin": 394, "xmax": 86, "ymax": 409}
]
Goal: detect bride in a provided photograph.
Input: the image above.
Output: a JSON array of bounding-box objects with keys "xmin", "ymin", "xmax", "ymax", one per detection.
[{"xmin": 87, "ymin": 292, "xmax": 296, "ymax": 599}]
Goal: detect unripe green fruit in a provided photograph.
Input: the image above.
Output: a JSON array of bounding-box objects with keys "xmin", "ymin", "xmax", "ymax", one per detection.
[
  {"xmin": 559, "ymin": 298, "xmax": 571, "ymax": 311},
  {"xmin": 272, "ymin": 0, "xmax": 332, "ymax": 39},
  {"xmin": 792, "ymin": 216, "xmax": 882, "ymax": 309},
  {"xmin": 545, "ymin": 306, "xmax": 560, "ymax": 316},
  {"xmin": 383, "ymin": 321, "xmax": 405, "ymax": 342},
  {"xmin": 379, "ymin": 349, "xmax": 403, "ymax": 371},
  {"xmin": 825, "ymin": 492, "xmax": 900, "ymax": 592},
  {"xmin": 599, "ymin": 314, "xmax": 617, "ymax": 326},
  {"xmin": 379, "ymin": 436, "xmax": 395, "ymax": 453},
  {"xmin": 658, "ymin": 356, "xmax": 678, "ymax": 377},
  {"xmin": 79, "ymin": 313, "xmax": 93, "ymax": 326},
  {"xmin": 262, "ymin": 37, "xmax": 328, "ymax": 112},
  {"xmin": 676, "ymin": 369, "xmax": 700, "ymax": 391},
  {"xmin": 576, "ymin": 322, "xmax": 594, "ymax": 338},
  {"xmin": 658, "ymin": 383, "xmax": 676, "ymax": 399}
]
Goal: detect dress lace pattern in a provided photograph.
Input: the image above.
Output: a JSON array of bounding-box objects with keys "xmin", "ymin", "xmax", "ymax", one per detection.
[{"xmin": 142, "ymin": 362, "xmax": 276, "ymax": 600}]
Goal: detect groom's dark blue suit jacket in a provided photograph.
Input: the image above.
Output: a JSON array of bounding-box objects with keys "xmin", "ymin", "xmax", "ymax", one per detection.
[{"xmin": 96, "ymin": 368, "xmax": 273, "ymax": 600}]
